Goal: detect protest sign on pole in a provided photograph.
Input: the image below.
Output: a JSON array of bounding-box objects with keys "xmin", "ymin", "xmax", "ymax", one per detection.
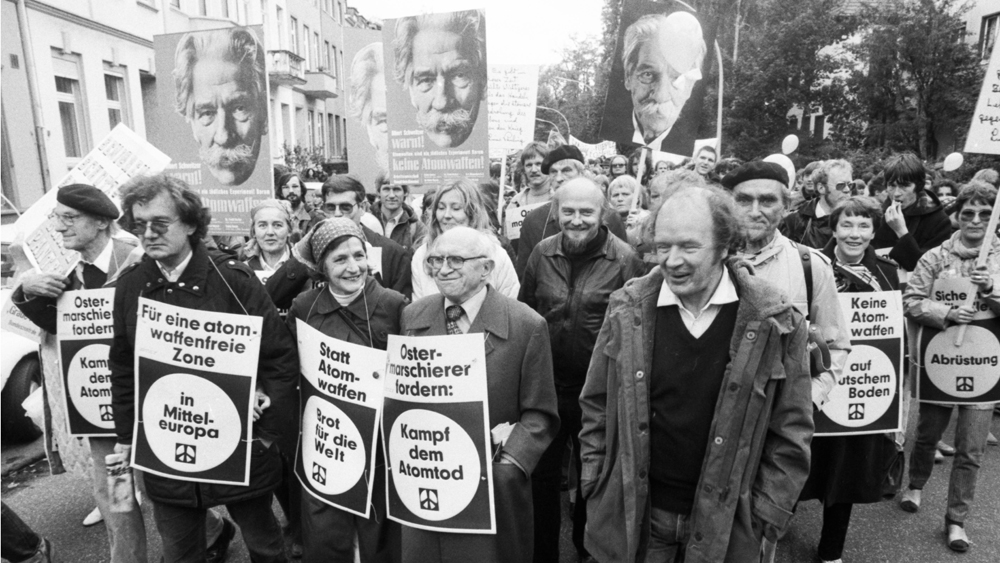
[
  {"xmin": 295, "ymin": 321, "xmax": 385, "ymax": 517},
  {"xmin": 56, "ymin": 289, "xmax": 116, "ymax": 437},
  {"xmin": 488, "ymin": 65, "xmax": 538, "ymax": 159},
  {"xmin": 151, "ymin": 26, "xmax": 273, "ymax": 235},
  {"xmin": 14, "ymin": 124, "xmax": 170, "ymax": 277},
  {"xmin": 383, "ymin": 334, "xmax": 495, "ymax": 534},
  {"xmin": 815, "ymin": 291, "xmax": 904, "ymax": 436},
  {"xmin": 963, "ymin": 39, "xmax": 1000, "ymax": 155},
  {"xmin": 132, "ymin": 298, "xmax": 261, "ymax": 485},
  {"xmin": 344, "ymin": 26, "xmax": 389, "ymax": 191},
  {"xmin": 918, "ymin": 278, "xmax": 1000, "ymax": 405},
  {"xmin": 382, "ymin": 9, "xmax": 491, "ymax": 185},
  {"xmin": 569, "ymin": 136, "xmax": 618, "ymax": 161},
  {"xmin": 504, "ymin": 201, "xmax": 547, "ymax": 241},
  {"xmin": 598, "ymin": 0, "xmax": 715, "ymax": 157}
]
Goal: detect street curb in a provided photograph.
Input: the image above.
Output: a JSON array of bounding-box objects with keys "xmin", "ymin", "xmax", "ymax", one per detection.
[{"xmin": 1, "ymin": 449, "xmax": 45, "ymax": 477}]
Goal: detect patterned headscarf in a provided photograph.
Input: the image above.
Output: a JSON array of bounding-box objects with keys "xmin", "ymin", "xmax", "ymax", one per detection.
[
  {"xmin": 292, "ymin": 217, "xmax": 367, "ymax": 274},
  {"xmin": 243, "ymin": 199, "xmax": 295, "ymax": 258}
]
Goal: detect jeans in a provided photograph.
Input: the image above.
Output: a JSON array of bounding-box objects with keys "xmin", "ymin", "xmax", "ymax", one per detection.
[
  {"xmin": 531, "ymin": 386, "xmax": 587, "ymax": 562},
  {"xmin": 908, "ymin": 402, "xmax": 993, "ymax": 524},
  {"xmin": 90, "ymin": 437, "xmax": 148, "ymax": 563},
  {"xmin": 1, "ymin": 502, "xmax": 42, "ymax": 562},
  {"xmin": 646, "ymin": 508, "xmax": 690, "ymax": 563},
  {"xmin": 152, "ymin": 494, "xmax": 286, "ymax": 563}
]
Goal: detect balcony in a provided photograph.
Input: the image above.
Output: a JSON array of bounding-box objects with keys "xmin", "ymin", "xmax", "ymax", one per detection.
[
  {"xmin": 268, "ymin": 50, "xmax": 305, "ymax": 86},
  {"xmin": 299, "ymin": 70, "xmax": 338, "ymax": 99}
]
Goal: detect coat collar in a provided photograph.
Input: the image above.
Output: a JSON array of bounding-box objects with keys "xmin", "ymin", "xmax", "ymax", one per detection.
[
  {"xmin": 142, "ymin": 244, "xmax": 214, "ymax": 297},
  {"xmin": 406, "ymin": 285, "xmax": 509, "ymax": 355},
  {"xmin": 312, "ymin": 276, "xmax": 382, "ymax": 319},
  {"xmin": 540, "ymin": 226, "xmax": 617, "ymax": 261}
]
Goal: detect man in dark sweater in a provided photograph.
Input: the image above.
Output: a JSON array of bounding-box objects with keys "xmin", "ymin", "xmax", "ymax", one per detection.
[{"xmin": 518, "ymin": 178, "xmax": 644, "ymax": 562}]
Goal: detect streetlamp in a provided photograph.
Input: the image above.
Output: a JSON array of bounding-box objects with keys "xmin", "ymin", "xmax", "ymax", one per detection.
[{"xmin": 537, "ymin": 105, "xmax": 571, "ymax": 140}]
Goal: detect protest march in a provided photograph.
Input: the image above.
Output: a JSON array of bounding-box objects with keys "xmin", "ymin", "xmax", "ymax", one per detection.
[{"xmin": 1, "ymin": 1, "xmax": 999, "ymax": 563}]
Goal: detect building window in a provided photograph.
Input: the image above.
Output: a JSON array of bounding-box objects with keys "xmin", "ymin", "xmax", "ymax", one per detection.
[
  {"xmin": 324, "ymin": 41, "xmax": 331, "ymax": 71},
  {"xmin": 53, "ymin": 53, "xmax": 88, "ymax": 159},
  {"xmin": 221, "ymin": 0, "xmax": 229, "ymax": 18},
  {"xmin": 308, "ymin": 110, "xmax": 316, "ymax": 148},
  {"xmin": 317, "ymin": 117, "xmax": 325, "ymax": 156},
  {"xmin": 312, "ymin": 33, "xmax": 320, "ymax": 71},
  {"xmin": 276, "ymin": 6, "xmax": 285, "ymax": 49},
  {"xmin": 982, "ymin": 14, "xmax": 998, "ymax": 60},
  {"xmin": 338, "ymin": 49, "xmax": 345, "ymax": 90},
  {"xmin": 335, "ymin": 115, "xmax": 342, "ymax": 155},
  {"xmin": 290, "ymin": 17, "xmax": 299, "ymax": 55},
  {"xmin": 104, "ymin": 73, "xmax": 130, "ymax": 129},
  {"xmin": 198, "ymin": 0, "xmax": 207, "ymax": 16},
  {"xmin": 281, "ymin": 103, "xmax": 291, "ymax": 147},
  {"xmin": 303, "ymin": 25, "xmax": 310, "ymax": 66}
]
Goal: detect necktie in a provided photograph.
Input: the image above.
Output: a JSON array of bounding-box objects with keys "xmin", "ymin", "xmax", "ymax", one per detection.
[
  {"xmin": 446, "ymin": 305, "xmax": 464, "ymax": 335},
  {"xmin": 82, "ymin": 262, "xmax": 107, "ymax": 289}
]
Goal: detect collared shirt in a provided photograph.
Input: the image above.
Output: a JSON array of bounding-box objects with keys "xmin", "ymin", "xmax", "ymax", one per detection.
[
  {"xmin": 632, "ymin": 112, "xmax": 671, "ymax": 149},
  {"xmin": 656, "ymin": 269, "xmax": 738, "ymax": 338},
  {"xmin": 76, "ymin": 238, "xmax": 114, "ymax": 286},
  {"xmin": 383, "ymin": 207, "xmax": 404, "ymax": 235},
  {"xmin": 156, "ymin": 250, "xmax": 194, "ymax": 283},
  {"xmin": 259, "ymin": 248, "xmax": 290, "ymax": 272},
  {"xmin": 444, "ymin": 284, "xmax": 489, "ymax": 334}
]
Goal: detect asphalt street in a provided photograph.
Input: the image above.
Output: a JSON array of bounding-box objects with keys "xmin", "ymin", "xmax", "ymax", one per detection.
[{"xmin": 2, "ymin": 410, "xmax": 997, "ymax": 563}]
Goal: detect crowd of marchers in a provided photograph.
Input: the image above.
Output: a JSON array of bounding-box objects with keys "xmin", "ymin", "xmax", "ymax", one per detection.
[{"xmin": 5, "ymin": 140, "xmax": 999, "ymax": 563}]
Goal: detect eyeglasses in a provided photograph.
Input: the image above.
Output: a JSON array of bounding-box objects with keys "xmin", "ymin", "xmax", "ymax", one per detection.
[
  {"xmin": 324, "ymin": 202, "xmax": 356, "ymax": 215},
  {"xmin": 426, "ymin": 255, "xmax": 487, "ymax": 270},
  {"xmin": 611, "ymin": 163, "xmax": 626, "ymax": 169},
  {"xmin": 130, "ymin": 218, "xmax": 180, "ymax": 237},
  {"xmin": 831, "ymin": 182, "xmax": 852, "ymax": 193},
  {"xmin": 50, "ymin": 211, "xmax": 82, "ymax": 226},
  {"xmin": 958, "ymin": 210, "xmax": 991, "ymax": 222}
]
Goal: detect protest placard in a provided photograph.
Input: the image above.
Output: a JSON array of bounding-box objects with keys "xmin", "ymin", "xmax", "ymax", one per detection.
[
  {"xmin": 569, "ymin": 136, "xmax": 618, "ymax": 161},
  {"xmin": 503, "ymin": 201, "xmax": 547, "ymax": 240},
  {"xmin": 151, "ymin": 26, "xmax": 273, "ymax": 235},
  {"xmin": 963, "ymin": 39, "xmax": 1000, "ymax": 155},
  {"xmin": 383, "ymin": 334, "xmax": 495, "ymax": 534},
  {"xmin": 815, "ymin": 291, "xmax": 904, "ymax": 436},
  {"xmin": 56, "ymin": 289, "xmax": 116, "ymax": 436},
  {"xmin": 344, "ymin": 26, "xmax": 388, "ymax": 191},
  {"xmin": 2, "ymin": 294, "xmax": 42, "ymax": 342},
  {"xmin": 488, "ymin": 65, "xmax": 538, "ymax": 158},
  {"xmin": 918, "ymin": 277, "xmax": 1000, "ymax": 405},
  {"xmin": 295, "ymin": 321, "xmax": 385, "ymax": 517},
  {"xmin": 382, "ymin": 9, "xmax": 491, "ymax": 185},
  {"xmin": 132, "ymin": 298, "xmax": 261, "ymax": 485},
  {"xmin": 14, "ymin": 124, "xmax": 170, "ymax": 276},
  {"xmin": 598, "ymin": 0, "xmax": 715, "ymax": 155}
]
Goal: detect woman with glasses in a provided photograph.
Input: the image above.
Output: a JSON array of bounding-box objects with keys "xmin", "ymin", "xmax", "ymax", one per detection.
[
  {"xmin": 286, "ymin": 217, "xmax": 405, "ymax": 563},
  {"xmin": 410, "ymin": 179, "xmax": 520, "ymax": 300},
  {"xmin": 898, "ymin": 182, "xmax": 999, "ymax": 553},
  {"xmin": 243, "ymin": 200, "xmax": 295, "ymax": 284}
]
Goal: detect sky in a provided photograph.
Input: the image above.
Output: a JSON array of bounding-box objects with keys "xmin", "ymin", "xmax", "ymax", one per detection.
[{"xmin": 346, "ymin": 0, "xmax": 605, "ymax": 65}]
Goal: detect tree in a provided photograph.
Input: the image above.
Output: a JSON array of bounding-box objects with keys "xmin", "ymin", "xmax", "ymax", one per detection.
[{"xmin": 535, "ymin": 36, "xmax": 606, "ymax": 143}]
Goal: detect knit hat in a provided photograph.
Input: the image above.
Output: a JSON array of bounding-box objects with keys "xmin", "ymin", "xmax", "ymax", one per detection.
[{"xmin": 292, "ymin": 217, "xmax": 367, "ymax": 273}]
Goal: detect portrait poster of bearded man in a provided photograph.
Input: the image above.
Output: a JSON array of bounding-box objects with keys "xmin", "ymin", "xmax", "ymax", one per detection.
[
  {"xmin": 382, "ymin": 8, "xmax": 491, "ymax": 185},
  {"xmin": 345, "ymin": 26, "xmax": 389, "ymax": 191},
  {"xmin": 598, "ymin": 0, "xmax": 715, "ymax": 159},
  {"xmin": 150, "ymin": 25, "xmax": 273, "ymax": 235}
]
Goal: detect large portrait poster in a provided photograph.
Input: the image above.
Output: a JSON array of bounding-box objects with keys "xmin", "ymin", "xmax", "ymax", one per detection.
[
  {"xmin": 57, "ymin": 289, "xmax": 116, "ymax": 437},
  {"xmin": 383, "ymin": 334, "xmax": 495, "ymax": 534},
  {"xmin": 599, "ymin": 0, "xmax": 715, "ymax": 157},
  {"xmin": 382, "ymin": 9, "xmax": 490, "ymax": 185},
  {"xmin": 344, "ymin": 26, "xmax": 388, "ymax": 192},
  {"xmin": 151, "ymin": 26, "xmax": 273, "ymax": 235},
  {"xmin": 814, "ymin": 292, "xmax": 904, "ymax": 436},
  {"xmin": 132, "ymin": 298, "xmax": 261, "ymax": 485},
  {"xmin": 295, "ymin": 321, "xmax": 384, "ymax": 517},
  {"xmin": 918, "ymin": 278, "xmax": 1000, "ymax": 405}
]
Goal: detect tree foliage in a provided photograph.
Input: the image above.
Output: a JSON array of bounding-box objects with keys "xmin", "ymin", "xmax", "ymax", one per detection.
[{"xmin": 535, "ymin": 36, "xmax": 605, "ymax": 143}]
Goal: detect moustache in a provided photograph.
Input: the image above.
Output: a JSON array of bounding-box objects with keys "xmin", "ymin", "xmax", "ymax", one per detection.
[
  {"xmin": 200, "ymin": 143, "xmax": 255, "ymax": 171},
  {"xmin": 635, "ymin": 99, "xmax": 682, "ymax": 122},
  {"xmin": 416, "ymin": 108, "xmax": 474, "ymax": 135}
]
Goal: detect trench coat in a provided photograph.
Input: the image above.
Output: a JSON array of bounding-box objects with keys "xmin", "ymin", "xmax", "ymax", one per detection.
[{"xmin": 398, "ymin": 285, "xmax": 559, "ymax": 563}]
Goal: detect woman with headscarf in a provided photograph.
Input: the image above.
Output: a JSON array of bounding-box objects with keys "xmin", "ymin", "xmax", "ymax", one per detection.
[
  {"xmin": 244, "ymin": 199, "xmax": 295, "ymax": 282},
  {"xmin": 287, "ymin": 217, "xmax": 405, "ymax": 563},
  {"xmin": 410, "ymin": 179, "xmax": 520, "ymax": 300}
]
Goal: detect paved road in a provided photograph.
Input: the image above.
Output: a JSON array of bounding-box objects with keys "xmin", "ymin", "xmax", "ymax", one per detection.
[{"xmin": 3, "ymin": 411, "xmax": 998, "ymax": 562}]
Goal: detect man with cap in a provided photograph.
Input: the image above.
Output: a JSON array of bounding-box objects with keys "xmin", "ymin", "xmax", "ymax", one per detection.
[
  {"xmin": 724, "ymin": 161, "xmax": 851, "ymax": 414},
  {"xmin": 12, "ymin": 184, "xmax": 220, "ymax": 563},
  {"xmin": 515, "ymin": 145, "xmax": 629, "ymax": 277}
]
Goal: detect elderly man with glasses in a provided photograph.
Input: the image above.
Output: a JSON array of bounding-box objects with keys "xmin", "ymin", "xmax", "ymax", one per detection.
[{"xmin": 781, "ymin": 159, "xmax": 853, "ymax": 250}]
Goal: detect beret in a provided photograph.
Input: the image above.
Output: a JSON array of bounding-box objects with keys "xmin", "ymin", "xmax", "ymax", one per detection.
[
  {"xmin": 56, "ymin": 184, "xmax": 119, "ymax": 219},
  {"xmin": 542, "ymin": 144, "xmax": 585, "ymax": 175},
  {"xmin": 721, "ymin": 161, "xmax": 789, "ymax": 190}
]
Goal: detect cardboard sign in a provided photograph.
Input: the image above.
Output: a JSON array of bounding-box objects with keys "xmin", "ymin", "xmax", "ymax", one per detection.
[
  {"xmin": 56, "ymin": 289, "xmax": 116, "ymax": 436},
  {"xmin": 815, "ymin": 291, "xmax": 904, "ymax": 436},
  {"xmin": 2, "ymin": 294, "xmax": 42, "ymax": 342},
  {"xmin": 503, "ymin": 201, "xmax": 547, "ymax": 240},
  {"xmin": 598, "ymin": 0, "xmax": 714, "ymax": 155},
  {"xmin": 14, "ymin": 125, "xmax": 169, "ymax": 276},
  {"xmin": 918, "ymin": 277, "xmax": 1000, "ymax": 405},
  {"xmin": 964, "ymin": 42, "xmax": 1000, "ymax": 155},
  {"xmin": 151, "ymin": 26, "xmax": 273, "ymax": 235},
  {"xmin": 488, "ymin": 65, "xmax": 539, "ymax": 158},
  {"xmin": 132, "ymin": 298, "xmax": 261, "ymax": 485},
  {"xmin": 382, "ymin": 9, "xmax": 490, "ymax": 185},
  {"xmin": 295, "ymin": 321, "xmax": 385, "ymax": 517},
  {"xmin": 383, "ymin": 334, "xmax": 495, "ymax": 534}
]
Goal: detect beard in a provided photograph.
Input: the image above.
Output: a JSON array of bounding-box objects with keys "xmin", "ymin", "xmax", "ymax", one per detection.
[
  {"xmin": 416, "ymin": 107, "xmax": 475, "ymax": 145},
  {"xmin": 634, "ymin": 98, "xmax": 683, "ymax": 141},
  {"xmin": 562, "ymin": 227, "xmax": 598, "ymax": 255}
]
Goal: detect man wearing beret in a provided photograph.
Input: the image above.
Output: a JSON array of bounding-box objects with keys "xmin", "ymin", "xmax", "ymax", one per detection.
[
  {"xmin": 723, "ymin": 161, "xmax": 851, "ymax": 413},
  {"xmin": 514, "ymin": 145, "xmax": 629, "ymax": 277}
]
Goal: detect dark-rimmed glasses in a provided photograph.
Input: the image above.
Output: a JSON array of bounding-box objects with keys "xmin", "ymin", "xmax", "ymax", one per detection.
[
  {"xmin": 958, "ymin": 210, "xmax": 991, "ymax": 222},
  {"xmin": 324, "ymin": 202, "xmax": 356, "ymax": 215}
]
